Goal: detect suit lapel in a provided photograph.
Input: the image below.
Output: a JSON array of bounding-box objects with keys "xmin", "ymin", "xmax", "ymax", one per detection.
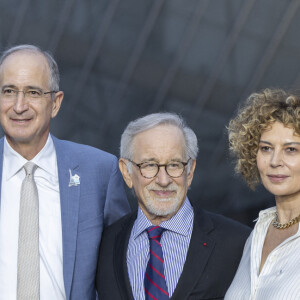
[
  {"xmin": 52, "ymin": 136, "xmax": 81, "ymax": 300},
  {"xmin": 171, "ymin": 206, "xmax": 215, "ymax": 300},
  {"xmin": 112, "ymin": 206, "xmax": 217, "ymax": 300},
  {"xmin": 114, "ymin": 214, "xmax": 136, "ymax": 300}
]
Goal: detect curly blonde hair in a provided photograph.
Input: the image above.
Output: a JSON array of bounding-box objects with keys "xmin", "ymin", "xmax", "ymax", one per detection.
[{"xmin": 228, "ymin": 88, "xmax": 300, "ymax": 189}]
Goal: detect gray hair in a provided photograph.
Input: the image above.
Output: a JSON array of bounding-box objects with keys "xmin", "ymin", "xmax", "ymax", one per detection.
[
  {"xmin": 0, "ymin": 44, "xmax": 60, "ymax": 92},
  {"xmin": 120, "ymin": 112, "xmax": 198, "ymax": 171}
]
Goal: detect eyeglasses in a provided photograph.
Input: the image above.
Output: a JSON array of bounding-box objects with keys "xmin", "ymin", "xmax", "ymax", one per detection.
[
  {"xmin": 128, "ymin": 158, "xmax": 190, "ymax": 179},
  {"xmin": 0, "ymin": 88, "xmax": 58, "ymax": 101}
]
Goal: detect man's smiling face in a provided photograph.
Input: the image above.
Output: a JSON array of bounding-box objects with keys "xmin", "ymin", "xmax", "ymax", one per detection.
[{"xmin": 122, "ymin": 124, "xmax": 196, "ymax": 224}]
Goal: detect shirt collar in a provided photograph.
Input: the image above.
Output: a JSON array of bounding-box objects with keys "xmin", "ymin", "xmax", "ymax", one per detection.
[
  {"xmin": 31, "ymin": 135, "xmax": 57, "ymax": 178},
  {"xmin": 132, "ymin": 197, "xmax": 194, "ymax": 240},
  {"xmin": 3, "ymin": 138, "xmax": 27, "ymax": 179},
  {"xmin": 256, "ymin": 206, "xmax": 277, "ymax": 223},
  {"xmin": 4, "ymin": 134, "xmax": 57, "ymax": 180}
]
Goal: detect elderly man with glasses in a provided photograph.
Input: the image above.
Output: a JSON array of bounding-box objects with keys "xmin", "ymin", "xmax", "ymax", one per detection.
[{"xmin": 96, "ymin": 112, "xmax": 250, "ymax": 300}]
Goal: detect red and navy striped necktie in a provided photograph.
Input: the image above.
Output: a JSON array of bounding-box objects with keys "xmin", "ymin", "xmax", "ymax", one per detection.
[{"xmin": 144, "ymin": 226, "xmax": 169, "ymax": 300}]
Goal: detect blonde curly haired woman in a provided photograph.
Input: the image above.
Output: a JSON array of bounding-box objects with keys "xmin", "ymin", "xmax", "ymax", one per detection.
[{"xmin": 225, "ymin": 88, "xmax": 300, "ymax": 299}]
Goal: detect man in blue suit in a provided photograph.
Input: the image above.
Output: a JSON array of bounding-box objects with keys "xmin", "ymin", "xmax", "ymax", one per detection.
[{"xmin": 0, "ymin": 45, "xmax": 130, "ymax": 299}]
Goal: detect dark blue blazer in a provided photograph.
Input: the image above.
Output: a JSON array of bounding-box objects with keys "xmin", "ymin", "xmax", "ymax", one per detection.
[
  {"xmin": 96, "ymin": 202, "xmax": 250, "ymax": 300},
  {"xmin": 0, "ymin": 136, "xmax": 130, "ymax": 300}
]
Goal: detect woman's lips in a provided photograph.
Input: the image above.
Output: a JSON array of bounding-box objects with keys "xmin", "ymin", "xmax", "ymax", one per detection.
[{"xmin": 267, "ymin": 175, "xmax": 289, "ymax": 183}]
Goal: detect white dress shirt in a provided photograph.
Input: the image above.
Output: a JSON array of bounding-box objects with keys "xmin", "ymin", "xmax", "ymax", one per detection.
[
  {"xmin": 127, "ymin": 198, "xmax": 194, "ymax": 300},
  {"xmin": 0, "ymin": 135, "xmax": 66, "ymax": 300},
  {"xmin": 225, "ymin": 206, "xmax": 300, "ymax": 300}
]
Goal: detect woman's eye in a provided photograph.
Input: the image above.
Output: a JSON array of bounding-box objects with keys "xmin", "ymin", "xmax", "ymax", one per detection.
[{"xmin": 260, "ymin": 146, "xmax": 270, "ymax": 151}]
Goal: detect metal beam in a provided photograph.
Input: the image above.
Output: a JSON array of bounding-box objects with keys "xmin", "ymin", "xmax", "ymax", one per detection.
[
  {"xmin": 94, "ymin": 0, "xmax": 165, "ymax": 134},
  {"xmin": 69, "ymin": 0, "xmax": 120, "ymax": 109},
  {"xmin": 241, "ymin": 0, "xmax": 300, "ymax": 100},
  {"xmin": 48, "ymin": 0, "xmax": 76, "ymax": 53},
  {"xmin": 112, "ymin": 0, "xmax": 165, "ymax": 107},
  {"xmin": 149, "ymin": 0, "xmax": 209, "ymax": 112},
  {"xmin": 63, "ymin": 0, "xmax": 121, "ymax": 137},
  {"xmin": 207, "ymin": 0, "xmax": 300, "ymax": 175},
  {"xmin": 192, "ymin": 0, "xmax": 256, "ymax": 125},
  {"xmin": 8, "ymin": 0, "xmax": 32, "ymax": 45}
]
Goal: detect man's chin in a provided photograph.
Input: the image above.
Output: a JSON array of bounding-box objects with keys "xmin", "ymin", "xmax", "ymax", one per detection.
[
  {"xmin": 6, "ymin": 136, "xmax": 34, "ymax": 146},
  {"xmin": 148, "ymin": 199, "xmax": 180, "ymax": 217}
]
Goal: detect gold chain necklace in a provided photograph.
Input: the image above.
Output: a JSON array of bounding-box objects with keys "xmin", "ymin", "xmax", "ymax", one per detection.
[{"xmin": 272, "ymin": 212, "xmax": 300, "ymax": 229}]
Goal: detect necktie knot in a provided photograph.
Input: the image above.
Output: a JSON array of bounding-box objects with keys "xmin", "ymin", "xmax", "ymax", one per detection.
[
  {"xmin": 146, "ymin": 226, "xmax": 165, "ymax": 242},
  {"xmin": 24, "ymin": 162, "xmax": 37, "ymax": 176}
]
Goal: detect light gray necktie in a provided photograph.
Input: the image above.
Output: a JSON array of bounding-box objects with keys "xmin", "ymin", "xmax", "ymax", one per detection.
[{"xmin": 17, "ymin": 162, "xmax": 40, "ymax": 300}]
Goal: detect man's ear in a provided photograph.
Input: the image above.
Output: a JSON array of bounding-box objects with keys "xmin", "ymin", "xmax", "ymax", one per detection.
[
  {"xmin": 187, "ymin": 159, "xmax": 196, "ymax": 187},
  {"xmin": 119, "ymin": 158, "xmax": 133, "ymax": 188},
  {"xmin": 51, "ymin": 91, "xmax": 64, "ymax": 118}
]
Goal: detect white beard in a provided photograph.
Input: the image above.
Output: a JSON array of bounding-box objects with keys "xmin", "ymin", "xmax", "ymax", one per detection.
[{"xmin": 144, "ymin": 193, "xmax": 182, "ymax": 217}]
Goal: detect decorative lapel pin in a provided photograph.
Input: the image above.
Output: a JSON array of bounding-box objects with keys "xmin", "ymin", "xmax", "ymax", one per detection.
[{"xmin": 69, "ymin": 169, "xmax": 80, "ymax": 187}]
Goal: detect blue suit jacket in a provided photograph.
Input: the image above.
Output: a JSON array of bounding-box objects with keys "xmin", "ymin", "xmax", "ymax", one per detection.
[
  {"xmin": 96, "ymin": 202, "xmax": 251, "ymax": 299},
  {"xmin": 0, "ymin": 136, "xmax": 130, "ymax": 300}
]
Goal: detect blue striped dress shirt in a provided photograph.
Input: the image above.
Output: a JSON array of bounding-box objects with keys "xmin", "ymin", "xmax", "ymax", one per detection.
[{"xmin": 127, "ymin": 198, "xmax": 194, "ymax": 300}]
